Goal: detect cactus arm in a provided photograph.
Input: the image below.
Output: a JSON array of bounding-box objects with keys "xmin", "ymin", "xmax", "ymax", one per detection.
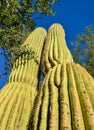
[
  {"xmin": 72, "ymin": 63, "xmax": 94, "ymax": 130},
  {"xmin": 42, "ymin": 24, "xmax": 73, "ymax": 75},
  {"xmin": 7, "ymin": 27, "xmax": 47, "ymax": 85},
  {"xmin": 77, "ymin": 64, "xmax": 94, "ymax": 90},
  {"xmin": 77, "ymin": 64, "xmax": 94, "ymax": 110},
  {"xmin": 50, "ymin": 24, "xmax": 73, "ymax": 63},
  {"xmin": 56, "ymin": 25, "xmax": 73, "ymax": 63},
  {"xmin": 0, "ymin": 28, "xmax": 47, "ymax": 130},
  {"xmin": 41, "ymin": 23, "xmax": 94, "ymax": 130},
  {"xmin": 67, "ymin": 63, "xmax": 85, "ymax": 130}
]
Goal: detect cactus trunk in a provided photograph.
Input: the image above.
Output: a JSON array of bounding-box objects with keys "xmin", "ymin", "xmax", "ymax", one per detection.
[{"xmin": 0, "ymin": 28, "xmax": 47, "ymax": 130}]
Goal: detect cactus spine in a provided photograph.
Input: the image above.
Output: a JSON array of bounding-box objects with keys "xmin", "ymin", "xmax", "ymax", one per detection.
[{"xmin": 0, "ymin": 23, "xmax": 94, "ymax": 130}]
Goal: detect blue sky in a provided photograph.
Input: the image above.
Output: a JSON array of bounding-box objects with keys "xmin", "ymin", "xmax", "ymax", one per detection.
[{"xmin": 0, "ymin": 0, "xmax": 94, "ymax": 88}]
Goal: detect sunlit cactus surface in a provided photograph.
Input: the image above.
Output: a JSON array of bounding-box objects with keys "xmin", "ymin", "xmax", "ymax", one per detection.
[
  {"xmin": 42, "ymin": 24, "xmax": 73, "ymax": 75},
  {"xmin": 31, "ymin": 63, "xmax": 94, "ymax": 130},
  {"xmin": 0, "ymin": 27, "xmax": 47, "ymax": 130},
  {"xmin": 0, "ymin": 24, "xmax": 94, "ymax": 130}
]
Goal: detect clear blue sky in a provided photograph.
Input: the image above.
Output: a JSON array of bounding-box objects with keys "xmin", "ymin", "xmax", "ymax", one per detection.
[{"xmin": 0, "ymin": 0, "xmax": 94, "ymax": 89}]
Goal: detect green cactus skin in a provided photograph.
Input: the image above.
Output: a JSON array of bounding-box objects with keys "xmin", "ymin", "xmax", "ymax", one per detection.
[
  {"xmin": 0, "ymin": 23, "xmax": 94, "ymax": 130},
  {"xmin": 77, "ymin": 64, "xmax": 94, "ymax": 92},
  {"xmin": 39, "ymin": 71, "xmax": 51, "ymax": 130},
  {"xmin": 30, "ymin": 63, "xmax": 94, "ymax": 130},
  {"xmin": 0, "ymin": 28, "xmax": 47, "ymax": 130},
  {"xmin": 42, "ymin": 23, "xmax": 73, "ymax": 75},
  {"xmin": 49, "ymin": 67, "xmax": 59, "ymax": 130},
  {"xmin": 29, "ymin": 87, "xmax": 43, "ymax": 130},
  {"xmin": 77, "ymin": 64, "xmax": 94, "ymax": 110},
  {"xmin": 8, "ymin": 28, "xmax": 47, "ymax": 84},
  {"xmin": 59, "ymin": 63, "xmax": 72, "ymax": 130},
  {"xmin": 41, "ymin": 24, "xmax": 94, "ymax": 130},
  {"xmin": 67, "ymin": 64, "xmax": 85, "ymax": 130},
  {"xmin": 54, "ymin": 64, "xmax": 61, "ymax": 87},
  {"xmin": 72, "ymin": 63, "xmax": 94, "ymax": 130}
]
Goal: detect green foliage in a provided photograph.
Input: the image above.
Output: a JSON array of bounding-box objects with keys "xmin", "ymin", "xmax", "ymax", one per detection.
[
  {"xmin": 0, "ymin": 0, "xmax": 59, "ymax": 76},
  {"xmin": 72, "ymin": 24, "xmax": 94, "ymax": 77}
]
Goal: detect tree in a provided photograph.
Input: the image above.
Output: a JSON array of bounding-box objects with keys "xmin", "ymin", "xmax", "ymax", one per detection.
[
  {"xmin": 0, "ymin": 0, "xmax": 59, "ymax": 76},
  {"xmin": 72, "ymin": 24, "xmax": 94, "ymax": 77}
]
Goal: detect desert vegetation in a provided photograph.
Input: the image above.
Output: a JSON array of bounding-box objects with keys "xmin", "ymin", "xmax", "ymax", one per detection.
[{"xmin": 0, "ymin": 24, "xmax": 94, "ymax": 130}]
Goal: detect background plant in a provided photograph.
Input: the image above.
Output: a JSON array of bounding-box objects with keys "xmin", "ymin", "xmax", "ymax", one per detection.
[
  {"xmin": 72, "ymin": 24, "xmax": 94, "ymax": 77},
  {"xmin": 0, "ymin": 0, "xmax": 59, "ymax": 76}
]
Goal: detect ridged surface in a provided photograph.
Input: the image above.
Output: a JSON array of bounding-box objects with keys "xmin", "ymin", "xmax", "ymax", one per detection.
[
  {"xmin": 30, "ymin": 63, "xmax": 94, "ymax": 130},
  {"xmin": 0, "ymin": 82, "xmax": 37, "ymax": 130},
  {"xmin": 0, "ymin": 23, "xmax": 94, "ymax": 130},
  {"xmin": 0, "ymin": 28, "xmax": 47, "ymax": 130},
  {"xmin": 8, "ymin": 27, "xmax": 47, "ymax": 85},
  {"xmin": 42, "ymin": 23, "xmax": 73, "ymax": 75}
]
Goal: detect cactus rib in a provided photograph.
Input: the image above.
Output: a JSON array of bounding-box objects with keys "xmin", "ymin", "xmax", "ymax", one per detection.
[
  {"xmin": 59, "ymin": 64, "xmax": 72, "ymax": 130},
  {"xmin": 67, "ymin": 63, "xmax": 85, "ymax": 130},
  {"xmin": 72, "ymin": 63, "xmax": 94, "ymax": 130}
]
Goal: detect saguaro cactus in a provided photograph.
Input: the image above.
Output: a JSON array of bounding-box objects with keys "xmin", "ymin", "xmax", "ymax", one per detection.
[
  {"xmin": 31, "ymin": 63, "xmax": 94, "ymax": 130},
  {"xmin": 8, "ymin": 28, "xmax": 46, "ymax": 84},
  {"xmin": 42, "ymin": 24, "xmax": 73, "ymax": 75},
  {"xmin": 0, "ymin": 28, "xmax": 47, "ymax": 130},
  {"xmin": 30, "ymin": 24, "xmax": 94, "ymax": 130},
  {"xmin": 0, "ymin": 23, "xmax": 94, "ymax": 130}
]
